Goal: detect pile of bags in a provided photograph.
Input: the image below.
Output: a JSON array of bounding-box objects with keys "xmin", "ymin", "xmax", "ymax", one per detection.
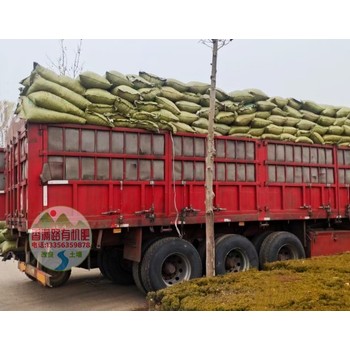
[
  {"xmin": 15, "ymin": 62, "xmax": 350, "ymax": 146},
  {"xmin": 0, "ymin": 222, "xmax": 18, "ymax": 256}
]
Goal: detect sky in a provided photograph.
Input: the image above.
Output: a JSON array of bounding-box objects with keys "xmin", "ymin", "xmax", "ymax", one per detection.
[{"xmin": 2, "ymin": 39, "xmax": 350, "ymax": 108}]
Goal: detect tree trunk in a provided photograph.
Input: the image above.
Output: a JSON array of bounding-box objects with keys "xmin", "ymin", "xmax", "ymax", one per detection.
[{"xmin": 205, "ymin": 39, "xmax": 218, "ymax": 277}]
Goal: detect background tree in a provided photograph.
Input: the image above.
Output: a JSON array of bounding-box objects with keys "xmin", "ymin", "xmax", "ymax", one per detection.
[
  {"xmin": 200, "ymin": 39, "xmax": 232, "ymax": 277},
  {"xmin": 47, "ymin": 39, "xmax": 84, "ymax": 77},
  {"xmin": 0, "ymin": 101, "xmax": 15, "ymax": 147}
]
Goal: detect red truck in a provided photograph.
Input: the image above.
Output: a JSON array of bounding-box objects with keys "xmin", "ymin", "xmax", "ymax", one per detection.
[{"xmin": 3, "ymin": 118, "xmax": 350, "ymax": 292}]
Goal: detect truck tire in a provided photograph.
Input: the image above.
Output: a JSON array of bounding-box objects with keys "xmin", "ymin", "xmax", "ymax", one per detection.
[
  {"xmin": 97, "ymin": 250, "xmax": 109, "ymax": 278},
  {"xmin": 197, "ymin": 234, "xmax": 227, "ymax": 275},
  {"xmin": 41, "ymin": 266, "xmax": 71, "ymax": 288},
  {"xmin": 100, "ymin": 247, "xmax": 134, "ymax": 285},
  {"xmin": 132, "ymin": 237, "xmax": 163, "ymax": 294},
  {"xmin": 259, "ymin": 231, "xmax": 306, "ymax": 268},
  {"xmin": 251, "ymin": 231, "xmax": 272, "ymax": 254},
  {"xmin": 140, "ymin": 237, "xmax": 202, "ymax": 292},
  {"xmin": 215, "ymin": 234, "xmax": 259, "ymax": 275}
]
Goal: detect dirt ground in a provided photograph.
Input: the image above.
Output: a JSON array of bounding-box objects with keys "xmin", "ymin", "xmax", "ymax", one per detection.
[{"xmin": 0, "ymin": 259, "xmax": 148, "ymax": 311}]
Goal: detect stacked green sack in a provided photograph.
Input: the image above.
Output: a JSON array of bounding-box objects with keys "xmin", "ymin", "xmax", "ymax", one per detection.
[
  {"xmin": 0, "ymin": 225, "xmax": 19, "ymax": 256},
  {"xmin": 14, "ymin": 63, "xmax": 350, "ymax": 146}
]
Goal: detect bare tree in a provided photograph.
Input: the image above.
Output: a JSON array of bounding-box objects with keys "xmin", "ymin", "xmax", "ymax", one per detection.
[
  {"xmin": 47, "ymin": 39, "xmax": 84, "ymax": 77},
  {"xmin": 200, "ymin": 39, "xmax": 232, "ymax": 277}
]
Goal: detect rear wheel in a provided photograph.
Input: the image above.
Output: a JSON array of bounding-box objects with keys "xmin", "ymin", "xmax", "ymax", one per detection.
[
  {"xmin": 100, "ymin": 247, "xmax": 134, "ymax": 285},
  {"xmin": 132, "ymin": 237, "xmax": 163, "ymax": 294},
  {"xmin": 41, "ymin": 266, "xmax": 71, "ymax": 288},
  {"xmin": 259, "ymin": 231, "xmax": 306, "ymax": 268},
  {"xmin": 215, "ymin": 234, "xmax": 259, "ymax": 275},
  {"xmin": 140, "ymin": 237, "xmax": 202, "ymax": 292}
]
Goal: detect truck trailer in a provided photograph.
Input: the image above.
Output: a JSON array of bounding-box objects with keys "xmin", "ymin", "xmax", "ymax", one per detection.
[{"xmin": 3, "ymin": 118, "xmax": 350, "ymax": 292}]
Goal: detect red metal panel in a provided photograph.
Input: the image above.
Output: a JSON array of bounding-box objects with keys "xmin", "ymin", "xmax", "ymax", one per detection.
[{"xmin": 310, "ymin": 230, "xmax": 350, "ymax": 256}]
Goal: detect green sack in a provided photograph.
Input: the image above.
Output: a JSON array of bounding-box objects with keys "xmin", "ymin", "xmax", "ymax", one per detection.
[
  {"xmin": 251, "ymin": 118, "xmax": 272, "ymax": 128},
  {"xmin": 283, "ymin": 105, "xmax": 303, "ymax": 118},
  {"xmin": 321, "ymin": 106, "xmax": 337, "ymax": 117},
  {"xmin": 302, "ymin": 100, "xmax": 325, "ymax": 114},
  {"xmin": 244, "ymin": 88, "xmax": 269, "ymax": 102},
  {"xmin": 139, "ymin": 71, "xmax": 166, "ymax": 87},
  {"xmin": 268, "ymin": 115, "xmax": 286, "ymax": 126},
  {"xmin": 309, "ymin": 132, "xmax": 324, "ymax": 144},
  {"xmin": 27, "ymin": 74, "xmax": 91, "ymax": 110},
  {"xmin": 111, "ymin": 85, "xmax": 141, "ymax": 103},
  {"xmin": 135, "ymin": 100, "xmax": 160, "ymax": 113},
  {"xmin": 297, "ymin": 120, "xmax": 316, "ymax": 130},
  {"xmin": 79, "ymin": 71, "xmax": 112, "ymax": 90},
  {"xmin": 210, "ymin": 88, "xmax": 230, "ymax": 102},
  {"xmin": 280, "ymin": 133, "xmax": 297, "ymax": 142},
  {"xmin": 192, "ymin": 118, "xmax": 209, "ymax": 129},
  {"xmin": 156, "ymin": 96, "xmax": 181, "ymax": 115},
  {"xmin": 114, "ymin": 96, "xmax": 137, "ymax": 116},
  {"xmin": 173, "ymin": 122, "xmax": 195, "ymax": 133},
  {"xmin": 229, "ymin": 126, "xmax": 250, "ymax": 135},
  {"xmin": 261, "ymin": 134, "xmax": 281, "ymax": 141},
  {"xmin": 126, "ymin": 74, "xmax": 154, "ymax": 89},
  {"xmin": 106, "ymin": 70, "xmax": 133, "ymax": 87},
  {"xmin": 271, "ymin": 107, "xmax": 289, "ymax": 117},
  {"xmin": 328, "ymin": 126, "xmax": 344, "ymax": 135},
  {"xmin": 234, "ymin": 114, "xmax": 256, "ymax": 126},
  {"xmin": 0, "ymin": 240, "xmax": 19, "ymax": 254},
  {"xmin": 175, "ymin": 100, "xmax": 201, "ymax": 114},
  {"xmin": 229, "ymin": 90, "xmax": 255, "ymax": 103},
  {"xmin": 215, "ymin": 111, "xmax": 235, "ymax": 125},
  {"xmin": 214, "ymin": 123, "xmax": 231, "ymax": 135},
  {"xmin": 287, "ymin": 98, "xmax": 303, "ymax": 110},
  {"xmin": 33, "ymin": 62, "xmax": 86, "ymax": 95},
  {"xmin": 271, "ymin": 96, "xmax": 288, "ymax": 108},
  {"xmin": 295, "ymin": 136, "xmax": 314, "ymax": 144},
  {"xmin": 300, "ymin": 110, "xmax": 320, "ymax": 122},
  {"xmin": 255, "ymin": 111, "xmax": 271, "ymax": 119},
  {"xmin": 86, "ymin": 104, "xmax": 114, "ymax": 114},
  {"xmin": 200, "ymin": 94, "xmax": 224, "ymax": 110},
  {"xmin": 178, "ymin": 111, "xmax": 199, "ymax": 124},
  {"xmin": 84, "ymin": 88, "xmax": 116, "ymax": 105},
  {"xmin": 154, "ymin": 109, "xmax": 180, "ymax": 122},
  {"xmin": 28, "ymin": 91, "xmax": 85, "ymax": 117},
  {"xmin": 248, "ymin": 128, "xmax": 265, "ymax": 137},
  {"xmin": 323, "ymin": 134, "xmax": 342, "ymax": 143},
  {"xmin": 265, "ymin": 124, "xmax": 284, "ymax": 135},
  {"xmin": 318, "ymin": 116, "xmax": 336, "ymax": 127},
  {"xmin": 221, "ymin": 100, "xmax": 239, "ymax": 113},
  {"xmin": 187, "ymin": 81, "xmax": 210, "ymax": 94},
  {"xmin": 197, "ymin": 107, "xmax": 219, "ymax": 119},
  {"xmin": 193, "ymin": 127, "xmax": 209, "ymax": 134},
  {"xmin": 21, "ymin": 96, "xmax": 86, "ymax": 124},
  {"xmin": 343, "ymin": 125, "xmax": 350, "ymax": 136},
  {"xmin": 0, "ymin": 221, "xmax": 6, "ymax": 229},
  {"xmin": 333, "ymin": 117, "xmax": 347, "ymax": 127},
  {"xmin": 284, "ymin": 117, "xmax": 300, "ymax": 127},
  {"xmin": 312, "ymin": 125, "xmax": 329, "ymax": 136},
  {"xmin": 138, "ymin": 87, "xmax": 161, "ymax": 101},
  {"xmin": 336, "ymin": 107, "xmax": 350, "ymax": 118},
  {"xmin": 282, "ymin": 127, "xmax": 298, "ymax": 135},
  {"xmin": 0, "ymin": 229, "xmax": 6, "ymax": 243},
  {"xmin": 181, "ymin": 92, "xmax": 202, "ymax": 104},
  {"xmin": 256, "ymin": 100, "xmax": 277, "ymax": 111},
  {"xmin": 165, "ymin": 78, "xmax": 188, "ymax": 92},
  {"xmin": 84, "ymin": 113, "xmax": 114, "ymax": 127},
  {"xmin": 238, "ymin": 104, "xmax": 257, "ymax": 115},
  {"xmin": 160, "ymin": 86, "xmax": 184, "ymax": 102}
]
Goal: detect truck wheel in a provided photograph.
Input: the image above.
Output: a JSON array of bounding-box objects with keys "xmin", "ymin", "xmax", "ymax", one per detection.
[
  {"xmin": 41, "ymin": 266, "xmax": 71, "ymax": 288},
  {"xmin": 215, "ymin": 234, "xmax": 259, "ymax": 275},
  {"xmin": 132, "ymin": 237, "xmax": 163, "ymax": 294},
  {"xmin": 197, "ymin": 234, "xmax": 226, "ymax": 275},
  {"xmin": 140, "ymin": 237, "xmax": 202, "ymax": 292},
  {"xmin": 101, "ymin": 247, "xmax": 134, "ymax": 285},
  {"xmin": 259, "ymin": 231, "xmax": 306, "ymax": 268},
  {"xmin": 251, "ymin": 231, "xmax": 272, "ymax": 254},
  {"xmin": 97, "ymin": 251, "xmax": 109, "ymax": 278}
]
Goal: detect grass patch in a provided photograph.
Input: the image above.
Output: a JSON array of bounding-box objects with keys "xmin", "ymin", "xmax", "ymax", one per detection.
[{"xmin": 148, "ymin": 253, "xmax": 350, "ymax": 311}]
